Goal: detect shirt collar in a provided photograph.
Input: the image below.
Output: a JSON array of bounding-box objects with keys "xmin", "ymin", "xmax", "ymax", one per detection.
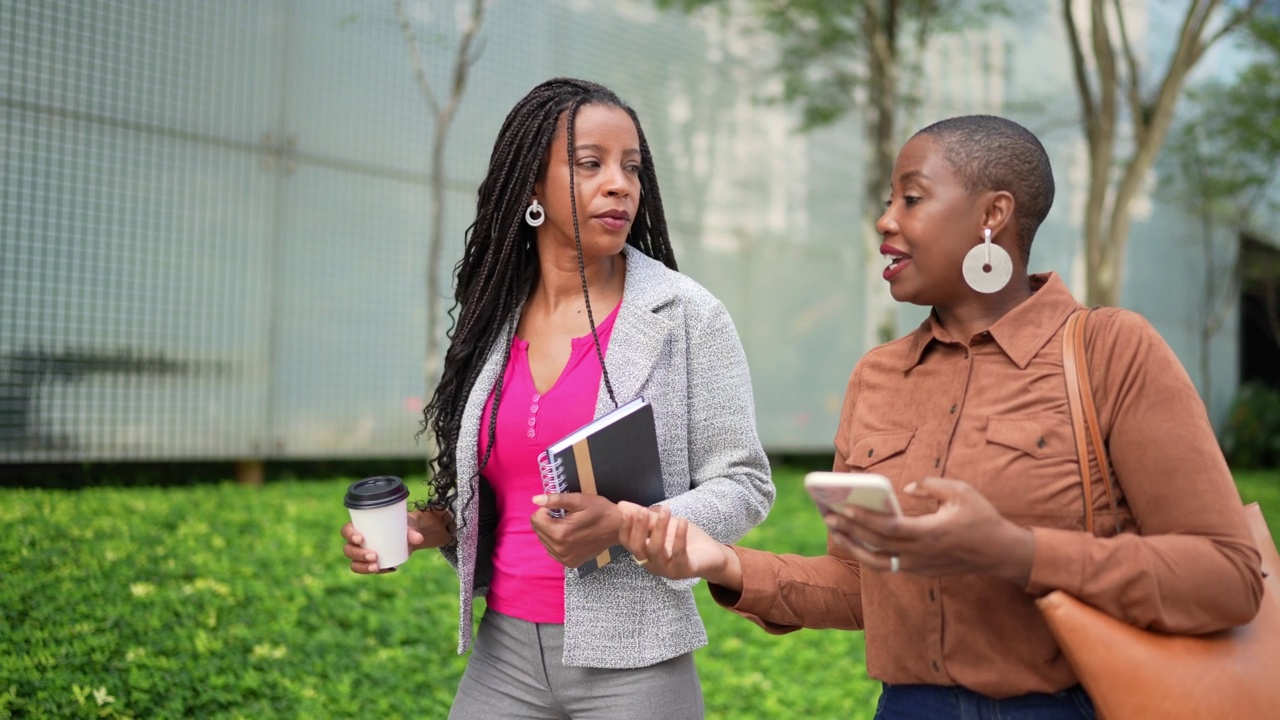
[{"xmin": 900, "ymin": 272, "xmax": 1082, "ymax": 371}]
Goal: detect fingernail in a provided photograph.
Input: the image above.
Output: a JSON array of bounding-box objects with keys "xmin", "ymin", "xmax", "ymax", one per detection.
[
  {"xmin": 531, "ymin": 495, "xmax": 547, "ymax": 505},
  {"xmin": 904, "ymin": 482, "xmax": 919, "ymax": 493},
  {"xmin": 365, "ymin": 553, "xmax": 375, "ymax": 562}
]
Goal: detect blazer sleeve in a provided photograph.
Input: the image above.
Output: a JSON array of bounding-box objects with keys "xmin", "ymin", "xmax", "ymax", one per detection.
[
  {"xmin": 659, "ymin": 298, "xmax": 775, "ymax": 545},
  {"xmin": 1025, "ymin": 309, "xmax": 1263, "ymax": 633}
]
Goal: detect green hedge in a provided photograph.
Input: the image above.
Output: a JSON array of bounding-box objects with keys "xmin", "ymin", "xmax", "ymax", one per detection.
[
  {"xmin": 2, "ymin": 468, "xmax": 1276, "ymax": 719},
  {"xmin": 0, "ymin": 468, "xmax": 874, "ymax": 719},
  {"xmin": 2, "ymin": 480, "xmax": 467, "ymax": 719},
  {"xmin": 1224, "ymin": 383, "xmax": 1280, "ymax": 469}
]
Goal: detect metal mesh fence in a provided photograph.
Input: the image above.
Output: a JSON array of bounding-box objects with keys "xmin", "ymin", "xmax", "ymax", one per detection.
[
  {"xmin": 7, "ymin": 1, "xmax": 1219, "ymax": 463},
  {"xmin": 0, "ymin": 0, "xmax": 867, "ymax": 462},
  {"xmin": 2, "ymin": 1, "xmax": 278, "ymax": 460}
]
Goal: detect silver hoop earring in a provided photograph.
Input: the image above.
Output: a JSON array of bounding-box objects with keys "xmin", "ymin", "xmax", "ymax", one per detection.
[
  {"xmin": 962, "ymin": 227, "xmax": 1013, "ymax": 294},
  {"xmin": 525, "ymin": 199, "xmax": 545, "ymax": 227}
]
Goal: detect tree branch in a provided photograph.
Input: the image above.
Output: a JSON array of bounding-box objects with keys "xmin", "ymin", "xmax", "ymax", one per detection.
[
  {"xmin": 393, "ymin": 0, "xmax": 442, "ymax": 119},
  {"xmin": 1089, "ymin": 0, "xmax": 1119, "ymax": 131},
  {"xmin": 1062, "ymin": 0, "xmax": 1097, "ymax": 141},
  {"xmin": 1087, "ymin": 0, "xmax": 1120, "ymax": 280},
  {"xmin": 439, "ymin": 0, "xmax": 487, "ymax": 129},
  {"xmin": 1101, "ymin": 0, "xmax": 1219, "ymax": 298},
  {"xmin": 401, "ymin": 0, "xmax": 488, "ymax": 459},
  {"xmin": 1197, "ymin": 0, "xmax": 1264, "ymax": 62},
  {"xmin": 1171, "ymin": 0, "xmax": 1215, "ymax": 73},
  {"xmin": 1109, "ymin": 0, "xmax": 1145, "ymax": 138}
]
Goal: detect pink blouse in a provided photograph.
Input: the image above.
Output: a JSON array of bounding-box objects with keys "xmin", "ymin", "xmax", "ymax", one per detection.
[{"xmin": 477, "ymin": 302, "xmax": 620, "ymax": 624}]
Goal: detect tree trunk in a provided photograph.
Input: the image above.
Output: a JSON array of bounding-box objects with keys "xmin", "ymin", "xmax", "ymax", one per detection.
[
  {"xmin": 1265, "ymin": 277, "xmax": 1280, "ymax": 349},
  {"xmin": 234, "ymin": 460, "xmax": 263, "ymax": 486},
  {"xmin": 393, "ymin": 0, "xmax": 485, "ymax": 472},
  {"xmin": 424, "ymin": 118, "xmax": 448, "ymax": 414},
  {"xmin": 1064, "ymin": 0, "xmax": 1260, "ymax": 306},
  {"xmin": 861, "ymin": 0, "xmax": 900, "ymax": 347}
]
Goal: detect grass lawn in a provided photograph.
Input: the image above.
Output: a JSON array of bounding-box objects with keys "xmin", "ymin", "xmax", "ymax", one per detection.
[
  {"xmin": 1, "ymin": 466, "xmax": 1276, "ymax": 719},
  {"xmin": 1235, "ymin": 469, "xmax": 1280, "ymax": 536}
]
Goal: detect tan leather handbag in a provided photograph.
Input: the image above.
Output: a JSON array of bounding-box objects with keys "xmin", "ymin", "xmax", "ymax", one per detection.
[{"xmin": 1036, "ymin": 308, "xmax": 1280, "ymax": 719}]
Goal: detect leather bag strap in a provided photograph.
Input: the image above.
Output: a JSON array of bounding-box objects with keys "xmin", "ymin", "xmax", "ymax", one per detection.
[{"xmin": 1062, "ymin": 308, "xmax": 1122, "ymax": 535}]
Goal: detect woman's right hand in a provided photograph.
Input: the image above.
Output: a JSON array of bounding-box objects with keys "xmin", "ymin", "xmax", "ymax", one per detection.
[
  {"xmin": 617, "ymin": 502, "xmax": 743, "ymax": 591},
  {"xmin": 341, "ymin": 508, "xmax": 454, "ymax": 574}
]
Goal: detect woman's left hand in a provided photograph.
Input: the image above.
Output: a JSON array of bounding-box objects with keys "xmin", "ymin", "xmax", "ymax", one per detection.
[
  {"xmin": 827, "ymin": 477, "xmax": 1035, "ymax": 586},
  {"xmin": 530, "ymin": 493, "xmax": 624, "ymax": 568}
]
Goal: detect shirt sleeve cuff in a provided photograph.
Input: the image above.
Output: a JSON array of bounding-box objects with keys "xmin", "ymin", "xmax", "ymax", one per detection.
[
  {"xmin": 1025, "ymin": 526, "xmax": 1085, "ymax": 596},
  {"xmin": 708, "ymin": 546, "xmax": 780, "ymax": 615}
]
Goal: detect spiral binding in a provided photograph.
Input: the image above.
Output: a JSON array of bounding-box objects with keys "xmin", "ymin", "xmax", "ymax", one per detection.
[{"xmin": 537, "ymin": 450, "xmax": 567, "ymax": 519}]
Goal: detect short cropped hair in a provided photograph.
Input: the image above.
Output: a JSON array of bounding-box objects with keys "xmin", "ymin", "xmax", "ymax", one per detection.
[{"xmin": 915, "ymin": 115, "xmax": 1055, "ymax": 262}]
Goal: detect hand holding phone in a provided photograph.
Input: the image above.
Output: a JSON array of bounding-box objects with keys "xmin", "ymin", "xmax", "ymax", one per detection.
[
  {"xmin": 805, "ymin": 472, "xmax": 902, "ymax": 552},
  {"xmin": 803, "ymin": 472, "xmax": 903, "ymax": 517}
]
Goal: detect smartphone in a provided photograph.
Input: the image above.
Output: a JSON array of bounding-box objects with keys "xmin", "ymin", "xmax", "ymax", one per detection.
[{"xmin": 803, "ymin": 472, "xmax": 903, "ymax": 517}]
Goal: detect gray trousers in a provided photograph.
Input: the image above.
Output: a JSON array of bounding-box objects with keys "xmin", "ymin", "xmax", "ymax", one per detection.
[{"xmin": 448, "ymin": 609, "xmax": 704, "ymax": 720}]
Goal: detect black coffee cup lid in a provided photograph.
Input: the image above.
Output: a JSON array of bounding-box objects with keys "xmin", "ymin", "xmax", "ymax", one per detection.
[{"xmin": 344, "ymin": 476, "xmax": 409, "ymax": 509}]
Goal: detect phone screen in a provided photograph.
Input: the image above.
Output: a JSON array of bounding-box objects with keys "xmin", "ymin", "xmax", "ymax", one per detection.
[{"xmin": 804, "ymin": 472, "xmax": 902, "ymax": 516}]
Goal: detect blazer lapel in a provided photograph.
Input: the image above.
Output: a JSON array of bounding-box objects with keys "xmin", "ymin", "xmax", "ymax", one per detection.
[
  {"xmin": 597, "ymin": 248, "xmax": 675, "ymax": 415},
  {"xmin": 458, "ymin": 248, "xmax": 675, "ymax": 434}
]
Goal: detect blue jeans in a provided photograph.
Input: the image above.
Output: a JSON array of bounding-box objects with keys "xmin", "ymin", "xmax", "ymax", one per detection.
[{"xmin": 875, "ymin": 683, "xmax": 1095, "ymax": 720}]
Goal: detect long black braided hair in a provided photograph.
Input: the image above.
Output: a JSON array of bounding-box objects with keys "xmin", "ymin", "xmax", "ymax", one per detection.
[{"xmin": 417, "ymin": 78, "xmax": 678, "ymax": 523}]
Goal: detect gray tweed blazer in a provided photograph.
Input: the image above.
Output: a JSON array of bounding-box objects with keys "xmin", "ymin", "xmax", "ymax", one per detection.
[{"xmin": 440, "ymin": 246, "xmax": 774, "ymax": 669}]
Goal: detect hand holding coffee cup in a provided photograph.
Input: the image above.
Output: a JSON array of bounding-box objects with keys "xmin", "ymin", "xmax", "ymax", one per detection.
[{"xmin": 343, "ymin": 476, "xmax": 411, "ymax": 572}]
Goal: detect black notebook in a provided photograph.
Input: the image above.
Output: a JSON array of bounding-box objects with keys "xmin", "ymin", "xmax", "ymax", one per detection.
[{"xmin": 537, "ymin": 397, "xmax": 666, "ymax": 577}]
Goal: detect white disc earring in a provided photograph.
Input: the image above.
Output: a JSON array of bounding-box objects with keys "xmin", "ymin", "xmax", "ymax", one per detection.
[
  {"xmin": 962, "ymin": 227, "xmax": 1013, "ymax": 294},
  {"xmin": 525, "ymin": 199, "xmax": 545, "ymax": 227}
]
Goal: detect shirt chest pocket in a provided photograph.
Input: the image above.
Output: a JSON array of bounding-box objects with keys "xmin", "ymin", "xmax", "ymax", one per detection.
[
  {"xmin": 985, "ymin": 413, "xmax": 1075, "ymax": 459},
  {"xmin": 844, "ymin": 428, "xmax": 915, "ymax": 476}
]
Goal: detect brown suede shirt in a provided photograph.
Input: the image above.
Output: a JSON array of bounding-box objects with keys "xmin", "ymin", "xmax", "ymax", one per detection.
[{"xmin": 713, "ymin": 272, "xmax": 1263, "ymax": 698}]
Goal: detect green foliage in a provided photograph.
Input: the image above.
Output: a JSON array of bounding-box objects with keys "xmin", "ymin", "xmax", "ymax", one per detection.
[
  {"xmin": 696, "ymin": 466, "xmax": 878, "ymax": 718},
  {"xmin": 1224, "ymin": 383, "xmax": 1280, "ymax": 469},
  {"xmin": 0, "ymin": 468, "xmax": 882, "ymax": 719},
  {"xmin": 1235, "ymin": 470, "xmax": 1280, "ymax": 529},
  {"xmin": 1165, "ymin": 15, "xmax": 1280, "ymax": 226},
  {"xmin": 6, "ymin": 466, "xmax": 1275, "ymax": 718},
  {"xmin": 0, "ymin": 477, "xmax": 468, "ymax": 719},
  {"xmin": 652, "ymin": 0, "xmax": 1012, "ymax": 131}
]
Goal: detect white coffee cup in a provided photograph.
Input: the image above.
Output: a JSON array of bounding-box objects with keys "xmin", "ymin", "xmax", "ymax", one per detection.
[{"xmin": 344, "ymin": 476, "xmax": 410, "ymax": 569}]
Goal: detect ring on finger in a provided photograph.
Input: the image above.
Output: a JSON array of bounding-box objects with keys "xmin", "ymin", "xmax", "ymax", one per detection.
[
  {"xmin": 889, "ymin": 554, "xmax": 900, "ymax": 574},
  {"xmin": 636, "ymin": 557, "xmax": 649, "ymax": 567}
]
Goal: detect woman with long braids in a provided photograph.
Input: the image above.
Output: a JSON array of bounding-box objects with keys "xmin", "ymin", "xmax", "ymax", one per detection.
[{"xmin": 341, "ymin": 78, "xmax": 774, "ymax": 718}]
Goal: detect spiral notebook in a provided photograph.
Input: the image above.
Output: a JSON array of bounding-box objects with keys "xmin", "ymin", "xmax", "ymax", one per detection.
[{"xmin": 537, "ymin": 396, "xmax": 666, "ymax": 577}]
